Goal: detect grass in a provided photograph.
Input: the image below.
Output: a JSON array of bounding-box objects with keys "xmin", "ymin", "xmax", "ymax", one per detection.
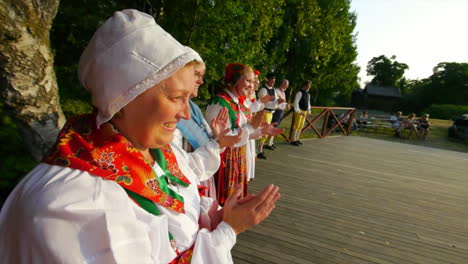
[{"xmin": 273, "ymin": 109, "xmax": 468, "ymax": 154}]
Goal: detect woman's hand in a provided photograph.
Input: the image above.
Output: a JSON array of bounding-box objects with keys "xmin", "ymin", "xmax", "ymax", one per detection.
[
  {"xmin": 211, "ymin": 107, "xmax": 229, "ymax": 139},
  {"xmin": 207, "ymin": 200, "xmax": 223, "ymax": 231},
  {"xmin": 259, "ymin": 95, "xmax": 275, "ymax": 104},
  {"xmin": 260, "ymin": 122, "xmax": 285, "ymax": 137},
  {"xmin": 250, "ymin": 111, "xmax": 264, "ymax": 129},
  {"xmin": 223, "ymin": 184, "xmax": 280, "ymax": 235},
  {"xmin": 216, "ymin": 129, "xmax": 243, "ymax": 148}
]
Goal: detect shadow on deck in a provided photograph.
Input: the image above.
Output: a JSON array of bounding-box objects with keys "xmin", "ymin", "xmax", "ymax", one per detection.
[{"xmin": 233, "ymin": 136, "xmax": 468, "ymax": 264}]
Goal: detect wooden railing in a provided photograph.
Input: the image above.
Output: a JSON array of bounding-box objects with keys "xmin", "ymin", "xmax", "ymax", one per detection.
[{"xmin": 279, "ymin": 106, "xmax": 356, "ymax": 141}]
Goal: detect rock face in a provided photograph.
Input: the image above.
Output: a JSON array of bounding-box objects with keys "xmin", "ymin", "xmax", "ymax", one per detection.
[{"xmin": 0, "ymin": 0, "xmax": 65, "ymax": 160}]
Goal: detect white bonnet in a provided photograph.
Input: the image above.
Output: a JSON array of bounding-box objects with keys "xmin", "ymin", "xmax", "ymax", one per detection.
[{"xmin": 78, "ymin": 9, "xmax": 203, "ymax": 127}]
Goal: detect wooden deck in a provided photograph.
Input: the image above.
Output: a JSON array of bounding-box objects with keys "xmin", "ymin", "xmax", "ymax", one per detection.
[{"xmin": 233, "ymin": 136, "xmax": 468, "ymax": 264}]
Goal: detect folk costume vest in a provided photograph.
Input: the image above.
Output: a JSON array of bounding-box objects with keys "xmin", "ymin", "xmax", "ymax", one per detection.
[{"xmin": 298, "ymin": 89, "xmax": 310, "ymax": 111}]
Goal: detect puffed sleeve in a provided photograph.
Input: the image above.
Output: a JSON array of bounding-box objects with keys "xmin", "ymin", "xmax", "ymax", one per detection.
[
  {"xmin": 170, "ymin": 136, "xmax": 222, "ymax": 182},
  {"xmin": 166, "ymin": 147, "xmax": 238, "ymax": 264},
  {"xmin": 294, "ymin": 91, "xmax": 302, "ymax": 113},
  {"xmin": 0, "ymin": 163, "xmax": 176, "ymax": 264},
  {"xmin": 249, "ymin": 100, "xmax": 265, "ymax": 113}
]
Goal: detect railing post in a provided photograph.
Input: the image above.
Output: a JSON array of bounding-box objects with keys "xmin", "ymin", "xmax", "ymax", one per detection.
[
  {"xmin": 347, "ymin": 109, "xmax": 356, "ymax": 135},
  {"xmin": 321, "ymin": 109, "xmax": 330, "ymax": 139}
]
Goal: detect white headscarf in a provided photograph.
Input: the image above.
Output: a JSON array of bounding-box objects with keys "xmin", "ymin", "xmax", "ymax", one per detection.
[{"xmin": 78, "ymin": 9, "xmax": 203, "ymax": 127}]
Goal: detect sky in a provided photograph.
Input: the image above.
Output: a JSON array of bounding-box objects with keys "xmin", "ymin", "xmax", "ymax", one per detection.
[{"xmin": 350, "ymin": 0, "xmax": 468, "ymax": 86}]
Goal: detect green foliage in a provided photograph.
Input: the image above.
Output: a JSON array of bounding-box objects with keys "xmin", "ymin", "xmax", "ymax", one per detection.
[
  {"xmin": 399, "ymin": 62, "xmax": 468, "ymax": 114},
  {"xmin": 421, "ymin": 62, "xmax": 468, "ymax": 106},
  {"xmin": 61, "ymin": 99, "xmax": 94, "ymax": 119},
  {"xmin": 0, "ymin": 103, "xmax": 37, "ymax": 194},
  {"xmin": 51, "ymin": 0, "xmax": 359, "ymax": 104},
  {"xmin": 366, "ymin": 55, "xmax": 409, "ymax": 87},
  {"xmin": 424, "ymin": 104, "xmax": 468, "ymax": 120}
]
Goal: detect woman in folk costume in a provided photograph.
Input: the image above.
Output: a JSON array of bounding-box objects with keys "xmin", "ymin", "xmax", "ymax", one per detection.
[
  {"xmin": 174, "ymin": 56, "xmax": 241, "ymax": 199},
  {"xmin": 206, "ymin": 64, "xmax": 283, "ymax": 205},
  {"xmin": 0, "ymin": 10, "xmax": 280, "ymax": 264},
  {"xmin": 244, "ymin": 70, "xmax": 275, "ymax": 182}
]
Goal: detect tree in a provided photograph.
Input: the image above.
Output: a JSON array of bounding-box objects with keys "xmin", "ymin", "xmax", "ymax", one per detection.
[
  {"xmin": 366, "ymin": 55, "xmax": 408, "ymax": 87},
  {"xmin": 425, "ymin": 62, "xmax": 468, "ymax": 106},
  {"xmin": 0, "ymin": 0, "xmax": 65, "ymax": 161},
  {"xmin": 261, "ymin": 0, "xmax": 359, "ymax": 106}
]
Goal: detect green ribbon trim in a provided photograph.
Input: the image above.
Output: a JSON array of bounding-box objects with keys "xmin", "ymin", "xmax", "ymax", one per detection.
[
  {"xmin": 149, "ymin": 148, "xmax": 187, "ymax": 204},
  {"xmin": 124, "ymin": 188, "xmax": 174, "ymax": 241},
  {"xmin": 208, "ymin": 96, "xmax": 238, "ymax": 130}
]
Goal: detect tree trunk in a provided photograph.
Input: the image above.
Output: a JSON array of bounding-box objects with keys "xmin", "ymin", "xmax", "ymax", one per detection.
[{"xmin": 0, "ymin": 0, "xmax": 65, "ymax": 161}]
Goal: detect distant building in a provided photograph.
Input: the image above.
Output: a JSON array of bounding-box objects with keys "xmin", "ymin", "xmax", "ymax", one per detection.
[{"xmin": 352, "ymin": 85, "xmax": 401, "ymax": 112}]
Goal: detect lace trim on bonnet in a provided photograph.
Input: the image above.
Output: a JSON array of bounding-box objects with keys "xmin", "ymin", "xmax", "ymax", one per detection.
[{"xmin": 97, "ymin": 52, "xmax": 199, "ymax": 127}]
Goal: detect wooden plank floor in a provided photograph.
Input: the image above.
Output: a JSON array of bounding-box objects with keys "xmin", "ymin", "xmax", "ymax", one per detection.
[{"xmin": 233, "ymin": 136, "xmax": 468, "ymax": 264}]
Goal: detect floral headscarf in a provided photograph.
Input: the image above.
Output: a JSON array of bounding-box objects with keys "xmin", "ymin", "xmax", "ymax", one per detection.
[{"xmin": 223, "ymin": 63, "xmax": 245, "ymax": 87}]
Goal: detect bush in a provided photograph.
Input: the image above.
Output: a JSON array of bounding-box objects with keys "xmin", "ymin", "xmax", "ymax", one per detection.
[
  {"xmin": 61, "ymin": 99, "xmax": 93, "ymax": 118},
  {"xmin": 0, "ymin": 104, "xmax": 37, "ymax": 198},
  {"xmin": 424, "ymin": 104, "xmax": 468, "ymax": 120}
]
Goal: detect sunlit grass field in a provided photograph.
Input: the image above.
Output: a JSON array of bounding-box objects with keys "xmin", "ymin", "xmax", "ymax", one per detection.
[{"xmin": 274, "ymin": 109, "xmax": 468, "ymax": 154}]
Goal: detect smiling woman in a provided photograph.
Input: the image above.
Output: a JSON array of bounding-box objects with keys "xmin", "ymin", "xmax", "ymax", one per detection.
[
  {"xmin": 205, "ymin": 63, "xmax": 284, "ymax": 206},
  {"xmin": 112, "ymin": 64, "xmax": 195, "ymax": 162},
  {"xmin": 0, "ymin": 9, "xmax": 280, "ymax": 264}
]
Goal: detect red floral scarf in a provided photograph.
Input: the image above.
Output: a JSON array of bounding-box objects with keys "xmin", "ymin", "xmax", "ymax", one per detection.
[{"xmin": 44, "ymin": 114, "xmax": 191, "ymax": 213}]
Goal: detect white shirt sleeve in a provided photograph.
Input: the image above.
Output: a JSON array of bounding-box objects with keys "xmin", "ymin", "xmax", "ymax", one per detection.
[
  {"xmin": 168, "ymin": 146, "xmax": 237, "ymax": 264},
  {"xmin": 1, "ymin": 159, "xmax": 238, "ymax": 264},
  {"xmin": 249, "ymin": 127, "xmax": 264, "ymax": 140},
  {"xmin": 257, "ymin": 87, "xmax": 268, "ymax": 98},
  {"xmin": 0, "ymin": 163, "xmax": 176, "ymax": 264},
  {"xmin": 258, "ymin": 87, "xmax": 279, "ymax": 110},
  {"xmin": 170, "ymin": 138, "xmax": 221, "ymax": 182},
  {"xmin": 250, "ymin": 100, "xmax": 265, "ymax": 113},
  {"xmin": 294, "ymin": 91, "xmax": 302, "ymax": 113}
]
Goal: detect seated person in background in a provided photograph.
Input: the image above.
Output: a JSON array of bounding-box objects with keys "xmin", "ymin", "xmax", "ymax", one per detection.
[
  {"xmin": 416, "ymin": 114, "xmax": 431, "ymax": 139},
  {"xmin": 395, "ymin": 112, "xmax": 419, "ymax": 138},
  {"xmin": 356, "ymin": 111, "xmax": 369, "ymax": 126},
  {"xmin": 448, "ymin": 114, "xmax": 468, "ymax": 139},
  {"xmin": 390, "ymin": 111, "xmax": 403, "ymax": 128},
  {"xmin": 339, "ymin": 112, "xmax": 356, "ymax": 130}
]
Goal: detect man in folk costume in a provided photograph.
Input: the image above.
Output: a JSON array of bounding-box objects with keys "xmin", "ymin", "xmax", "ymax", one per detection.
[
  {"xmin": 174, "ymin": 55, "xmax": 241, "ymax": 200},
  {"xmin": 291, "ymin": 80, "xmax": 312, "ymax": 146},
  {"xmin": 257, "ymin": 73, "xmax": 286, "ymax": 159},
  {"xmin": 0, "ymin": 10, "xmax": 281, "ymax": 263},
  {"xmin": 267, "ymin": 79, "xmax": 290, "ymax": 148},
  {"xmin": 205, "ymin": 64, "xmax": 282, "ymax": 206}
]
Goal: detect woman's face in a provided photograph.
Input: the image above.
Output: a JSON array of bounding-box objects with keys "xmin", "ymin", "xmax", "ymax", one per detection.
[
  {"xmin": 119, "ymin": 64, "xmax": 194, "ymax": 149},
  {"xmin": 233, "ymin": 71, "xmax": 254, "ymax": 98},
  {"xmin": 254, "ymin": 75, "xmax": 260, "ymax": 91},
  {"xmin": 192, "ymin": 63, "xmax": 206, "ymax": 98}
]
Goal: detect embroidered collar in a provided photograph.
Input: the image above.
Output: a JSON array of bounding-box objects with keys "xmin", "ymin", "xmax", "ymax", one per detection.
[{"xmin": 44, "ymin": 114, "xmax": 190, "ymax": 213}]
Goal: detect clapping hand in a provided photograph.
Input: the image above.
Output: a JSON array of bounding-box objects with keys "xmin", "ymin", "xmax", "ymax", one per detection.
[
  {"xmin": 211, "ymin": 107, "xmax": 229, "ymax": 138},
  {"xmin": 223, "ymin": 184, "xmax": 280, "ymax": 234},
  {"xmin": 216, "ymin": 128, "xmax": 243, "ymax": 148},
  {"xmin": 259, "ymin": 95, "xmax": 275, "ymax": 104},
  {"xmin": 250, "ymin": 111, "xmax": 265, "ymax": 129},
  {"xmin": 260, "ymin": 122, "xmax": 285, "ymax": 137}
]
